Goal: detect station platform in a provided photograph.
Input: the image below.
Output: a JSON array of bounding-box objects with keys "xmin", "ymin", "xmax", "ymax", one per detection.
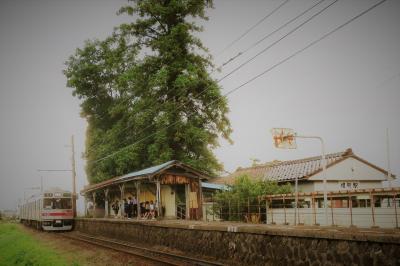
[
  {"xmin": 75, "ymin": 217, "xmax": 400, "ymax": 244},
  {"xmin": 74, "ymin": 218, "xmax": 400, "ymax": 265}
]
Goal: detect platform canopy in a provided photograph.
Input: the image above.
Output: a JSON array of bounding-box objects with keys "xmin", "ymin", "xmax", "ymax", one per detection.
[{"xmin": 80, "ymin": 160, "xmax": 212, "ymax": 194}]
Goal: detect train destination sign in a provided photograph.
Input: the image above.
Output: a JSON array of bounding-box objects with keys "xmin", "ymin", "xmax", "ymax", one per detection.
[{"xmin": 270, "ymin": 128, "xmax": 297, "ymax": 149}]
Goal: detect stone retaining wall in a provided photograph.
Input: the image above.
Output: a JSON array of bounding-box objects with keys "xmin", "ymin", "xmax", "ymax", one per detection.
[{"xmin": 74, "ymin": 219, "xmax": 400, "ymax": 265}]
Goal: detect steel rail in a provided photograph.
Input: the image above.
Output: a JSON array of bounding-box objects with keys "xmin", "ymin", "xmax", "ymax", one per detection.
[{"xmin": 60, "ymin": 232, "xmax": 224, "ymax": 266}]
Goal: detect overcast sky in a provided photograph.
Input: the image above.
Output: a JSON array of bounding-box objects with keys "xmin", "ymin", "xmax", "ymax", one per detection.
[{"xmin": 1, "ymin": 0, "xmax": 399, "ymax": 211}]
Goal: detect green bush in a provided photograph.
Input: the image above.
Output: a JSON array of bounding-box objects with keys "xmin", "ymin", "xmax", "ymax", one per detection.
[{"xmin": 213, "ymin": 175, "xmax": 292, "ymax": 222}]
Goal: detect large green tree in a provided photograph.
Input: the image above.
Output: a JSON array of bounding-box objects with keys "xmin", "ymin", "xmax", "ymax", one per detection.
[{"xmin": 64, "ymin": 0, "xmax": 232, "ymax": 184}]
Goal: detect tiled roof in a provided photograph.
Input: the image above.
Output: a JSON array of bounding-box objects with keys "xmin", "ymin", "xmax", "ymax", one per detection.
[
  {"xmin": 264, "ymin": 150, "xmax": 349, "ymax": 182},
  {"xmin": 210, "ymin": 161, "xmax": 281, "ymax": 185},
  {"xmin": 211, "ymin": 148, "xmax": 383, "ymax": 184}
]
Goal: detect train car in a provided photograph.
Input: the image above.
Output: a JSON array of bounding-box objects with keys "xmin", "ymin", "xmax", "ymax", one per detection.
[{"xmin": 20, "ymin": 188, "xmax": 73, "ymax": 231}]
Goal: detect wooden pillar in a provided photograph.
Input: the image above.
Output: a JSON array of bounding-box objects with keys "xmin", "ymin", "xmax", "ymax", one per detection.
[
  {"xmin": 283, "ymin": 195, "xmax": 287, "ymax": 225},
  {"xmin": 92, "ymin": 192, "xmax": 96, "ymax": 218},
  {"xmin": 270, "ymin": 197, "xmax": 275, "ymax": 225},
  {"xmin": 349, "ymin": 191, "xmax": 353, "ymax": 227},
  {"xmin": 265, "ymin": 197, "xmax": 269, "ymax": 224},
  {"xmin": 370, "ymin": 192, "xmax": 376, "ymax": 228},
  {"xmin": 198, "ymin": 178, "xmax": 203, "ymax": 220},
  {"xmin": 104, "ymin": 188, "xmax": 109, "ymax": 218},
  {"xmin": 228, "ymin": 199, "xmax": 231, "ymax": 221},
  {"xmin": 212, "ymin": 194, "xmax": 215, "ymax": 221},
  {"xmin": 237, "ymin": 199, "xmax": 240, "ymax": 221},
  {"xmin": 247, "ymin": 197, "xmax": 250, "ymax": 221},
  {"xmin": 156, "ymin": 180, "xmax": 161, "ymax": 218},
  {"xmin": 185, "ymin": 183, "xmax": 190, "ymax": 220},
  {"xmin": 293, "ymin": 194, "xmax": 297, "ymax": 226},
  {"xmin": 119, "ymin": 184, "xmax": 125, "ymax": 217},
  {"xmin": 258, "ymin": 196, "xmax": 261, "ymax": 224},
  {"xmin": 135, "ymin": 182, "xmax": 141, "ymax": 219},
  {"xmin": 330, "ymin": 193, "xmax": 334, "ymax": 226},
  {"xmin": 394, "ymin": 193, "xmax": 398, "ymax": 229},
  {"xmin": 312, "ymin": 193, "xmax": 317, "ymax": 225},
  {"xmin": 84, "ymin": 194, "xmax": 88, "ymax": 217}
]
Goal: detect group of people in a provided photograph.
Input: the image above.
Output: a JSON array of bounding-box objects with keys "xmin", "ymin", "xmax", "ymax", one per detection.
[
  {"xmin": 139, "ymin": 200, "xmax": 157, "ymax": 219},
  {"xmin": 111, "ymin": 196, "xmax": 157, "ymax": 220}
]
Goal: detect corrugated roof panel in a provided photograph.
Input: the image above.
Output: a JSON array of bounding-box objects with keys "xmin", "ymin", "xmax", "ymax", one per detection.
[
  {"xmin": 202, "ymin": 182, "xmax": 227, "ymax": 190},
  {"xmin": 116, "ymin": 160, "xmax": 176, "ymax": 181}
]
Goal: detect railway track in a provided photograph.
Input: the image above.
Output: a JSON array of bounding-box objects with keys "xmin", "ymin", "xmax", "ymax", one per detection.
[{"xmin": 60, "ymin": 232, "xmax": 224, "ymax": 266}]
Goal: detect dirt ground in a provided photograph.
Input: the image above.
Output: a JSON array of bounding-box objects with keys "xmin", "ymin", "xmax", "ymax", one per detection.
[{"xmin": 19, "ymin": 224, "xmax": 161, "ymax": 266}]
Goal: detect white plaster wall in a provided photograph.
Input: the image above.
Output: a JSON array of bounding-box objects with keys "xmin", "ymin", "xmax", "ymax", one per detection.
[
  {"xmin": 309, "ymin": 157, "xmax": 388, "ymax": 181},
  {"xmin": 267, "ymin": 206, "xmax": 399, "ymax": 228},
  {"xmin": 288, "ymin": 180, "xmax": 383, "ymax": 194},
  {"xmin": 291, "ymin": 182, "xmax": 315, "ymax": 193},
  {"xmin": 313, "ymin": 180, "xmax": 384, "ymax": 192}
]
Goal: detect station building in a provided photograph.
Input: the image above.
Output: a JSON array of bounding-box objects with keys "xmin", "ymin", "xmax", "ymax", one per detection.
[
  {"xmin": 81, "ymin": 160, "xmax": 212, "ymax": 220},
  {"xmin": 212, "ymin": 148, "xmax": 395, "ymax": 193},
  {"xmin": 210, "ymin": 148, "xmax": 399, "ymax": 228}
]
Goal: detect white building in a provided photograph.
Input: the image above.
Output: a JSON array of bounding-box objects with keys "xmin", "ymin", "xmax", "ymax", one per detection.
[
  {"xmin": 213, "ymin": 148, "xmax": 395, "ymax": 192},
  {"xmin": 264, "ymin": 148, "xmax": 395, "ymax": 192},
  {"xmin": 210, "ymin": 148, "xmax": 399, "ymax": 228}
]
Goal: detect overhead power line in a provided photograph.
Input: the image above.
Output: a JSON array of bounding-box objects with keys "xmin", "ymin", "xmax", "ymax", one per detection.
[
  {"xmin": 220, "ymin": 0, "xmax": 327, "ymax": 68},
  {"xmin": 217, "ymin": 0, "xmax": 339, "ymax": 83},
  {"xmin": 374, "ymin": 71, "xmax": 400, "ymax": 90},
  {"xmin": 221, "ymin": 0, "xmax": 388, "ymax": 97},
  {"xmin": 91, "ymin": 0, "xmax": 387, "ymax": 165},
  {"xmin": 215, "ymin": 0, "xmax": 291, "ymax": 57}
]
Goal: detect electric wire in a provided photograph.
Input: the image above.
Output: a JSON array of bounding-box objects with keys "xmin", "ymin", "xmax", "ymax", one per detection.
[
  {"xmin": 215, "ymin": 0, "xmax": 291, "ymax": 57},
  {"xmin": 220, "ymin": 0, "xmax": 327, "ymax": 68},
  {"xmin": 217, "ymin": 0, "xmax": 339, "ymax": 83},
  {"xmin": 91, "ymin": 0, "xmax": 387, "ymax": 164},
  {"xmin": 220, "ymin": 0, "xmax": 388, "ymax": 98}
]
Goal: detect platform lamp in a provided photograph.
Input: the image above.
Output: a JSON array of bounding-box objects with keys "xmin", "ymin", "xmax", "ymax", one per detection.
[{"xmin": 270, "ymin": 128, "xmax": 328, "ymax": 226}]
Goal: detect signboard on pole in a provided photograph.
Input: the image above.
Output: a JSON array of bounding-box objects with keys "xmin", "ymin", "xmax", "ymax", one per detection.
[{"xmin": 270, "ymin": 128, "xmax": 297, "ymax": 149}]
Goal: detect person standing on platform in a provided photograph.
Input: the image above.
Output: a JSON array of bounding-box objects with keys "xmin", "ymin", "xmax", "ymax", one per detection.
[
  {"xmin": 132, "ymin": 196, "xmax": 138, "ymax": 217},
  {"xmin": 149, "ymin": 200, "xmax": 155, "ymax": 219},
  {"xmin": 124, "ymin": 199, "xmax": 129, "ymax": 218},
  {"xmin": 112, "ymin": 200, "xmax": 119, "ymax": 217},
  {"xmin": 127, "ymin": 196, "xmax": 133, "ymax": 218}
]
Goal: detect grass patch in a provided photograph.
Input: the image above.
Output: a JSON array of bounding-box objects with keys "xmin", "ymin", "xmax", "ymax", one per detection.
[{"xmin": 0, "ymin": 222, "xmax": 76, "ymax": 266}]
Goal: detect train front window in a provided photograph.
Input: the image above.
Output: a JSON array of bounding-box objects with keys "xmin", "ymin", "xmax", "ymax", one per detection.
[{"xmin": 43, "ymin": 198, "xmax": 72, "ymax": 209}]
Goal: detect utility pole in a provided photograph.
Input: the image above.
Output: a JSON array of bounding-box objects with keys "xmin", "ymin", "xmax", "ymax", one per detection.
[
  {"xmin": 386, "ymin": 128, "xmax": 392, "ymax": 188},
  {"xmin": 37, "ymin": 136, "xmax": 77, "ymax": 217},
  {"xmin": 295, "ymin": 135, "xmax": 328, "ymax": 226},
  {"xmin": 71, "ymin": 135, "xmax": 77, "ymax": 218}
]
